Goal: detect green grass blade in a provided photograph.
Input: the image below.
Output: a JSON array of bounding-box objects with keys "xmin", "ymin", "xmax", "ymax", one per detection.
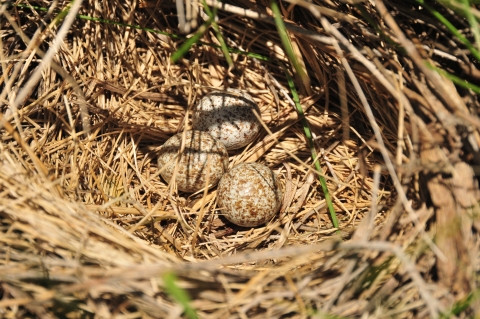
[
  {"xmin": 440, "ymin": 286, "xmax": 480, "ymax": 317},
  {"xmin": 201, "ymin": 0, "xmax": 233, "ymax": 68},
  {"xmin": 162, "ymin": 272, "xmax": 198, "ymax": 319},
  {"xmin": 459, "ymin": 0, "xmax": 480, "ymax": 51},
  {"xmin": 425, "ymin": 61, "xmax": 480, "ymax": 94},
  {"xmin": 270, "ymin": 0, "xmax": 338, "ymax": 232},
  {"xmin": 171, "ymin": 17, "xmax": 214, "ymax": 62},
  {"xmin": 52, "ymin": 1, "xmax": 72, "ymax": 25},
  {"xmin": 271, "ymin": 0, "xmax": 306, "ymax": 79},
  {"xmin": 416, "ymin": 0, "xmax": 480, "ymax": 62},
  {"xmin": 282, "ymin": 66, "xmax": 339, "ymax": 232}
]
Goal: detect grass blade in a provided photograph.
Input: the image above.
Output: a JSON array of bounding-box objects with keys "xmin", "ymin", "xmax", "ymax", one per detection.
[
  {"xmin": 282, "ymin": 65, "xmax": 340, "ymax": 232},
  {"xmin": 271, "ymin": 0, "xmax": 338, "ymax": 232},
  {"xmin": 271, "ymin": 0, "xmax": 306, "ymax": 80},
  {"xmin": 416, "ymin": 0, "xmax": 480, "ymax": 62},
  {"xmin": 162, "ymin": 272, "xmax": 198, "ymax": 319},
  {"xmin": 426, "ymin": 61, "xmax": 480, "ymax": 94},
  {"xmin": 460, "ymin": 0, "xmax": 480, "ymax": 51},
  {"xmin": 200, "ymin": 0, "xmax": 233, "ymax": 68},
  {"xmin": 171, "ymin": 17, "xmax": 214, "ymax": 62}
]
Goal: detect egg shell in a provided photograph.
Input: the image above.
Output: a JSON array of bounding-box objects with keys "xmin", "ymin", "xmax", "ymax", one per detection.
[
  {"xmin": 192, "ymin": 89, "xmax": 262, "ymax": 150},
  {"xmin": 217, "ymin": 162, "xmax": 283, "ymax": 227},
  {"xmin": 157, "ymin": 130, "xmax": 229, "ymax": 193}
]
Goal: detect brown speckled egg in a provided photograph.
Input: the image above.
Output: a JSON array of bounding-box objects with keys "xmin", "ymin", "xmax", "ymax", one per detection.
[
  {"xmin": 217, "ymin": 163, "xmax": 283, "ymax": 227},
  {"xmin": 157, "ymin": 130, "xmax": 229, "ymax": 193},
  {"xmin": 192, "ymin": 89, "xmax": 262, "ymax": 150}
]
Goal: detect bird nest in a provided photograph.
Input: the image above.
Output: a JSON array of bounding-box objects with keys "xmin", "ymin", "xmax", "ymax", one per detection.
[{"xmin": 1, "ymin": 0, "xmax": 479, "ymax": 318}]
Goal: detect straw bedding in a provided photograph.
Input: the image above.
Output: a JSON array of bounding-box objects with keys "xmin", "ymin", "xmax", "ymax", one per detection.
[{"xmin": 1, "ymin": 0, "xmax": 479, "ymax": 318}]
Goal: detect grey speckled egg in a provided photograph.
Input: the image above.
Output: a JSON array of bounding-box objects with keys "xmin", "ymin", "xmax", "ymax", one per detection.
[
  {"xmin": 217, "ymin": 163, "xmax": 283, "ymax": 227},
  {"xmin": 192, "ymin": 89, "xmax": 262, "ymax": 150},
  {"xmin": 158, "ymin": 130, "xmax": 229, "ymax": 193}
]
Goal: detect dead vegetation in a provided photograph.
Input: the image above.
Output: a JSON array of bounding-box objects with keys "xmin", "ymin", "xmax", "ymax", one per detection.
[{"xmin": 1, "ymin": 0, "xmax": 480, "ymax": 318}]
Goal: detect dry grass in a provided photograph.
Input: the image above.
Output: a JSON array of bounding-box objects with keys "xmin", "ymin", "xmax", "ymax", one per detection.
[{"xmin": 1, "ymin": 0, "xmax": 479, "ymax": 318}]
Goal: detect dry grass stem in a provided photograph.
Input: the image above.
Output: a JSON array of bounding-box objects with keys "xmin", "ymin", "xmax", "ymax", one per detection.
[{"xmin": 1, "ymin": 0, "xmax": 479, "ymax": 318}]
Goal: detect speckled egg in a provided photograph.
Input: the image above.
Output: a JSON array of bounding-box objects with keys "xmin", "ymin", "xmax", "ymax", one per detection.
[
  {"xmin": 192, "ymin": 89, "xmax": 262, "ymax": 150},
  {"xmin": 157, "ymin": 130, "xmax": 229, "ymax": 193},
  {"xmin": 217, "ymin": 162, "xmax": 283, "ymax": 227}
]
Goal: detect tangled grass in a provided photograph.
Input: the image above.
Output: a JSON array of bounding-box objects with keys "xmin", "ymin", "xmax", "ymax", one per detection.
[{"xmin": 1, "ymin": 0, "xmax": 480, "ymax": 318}]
